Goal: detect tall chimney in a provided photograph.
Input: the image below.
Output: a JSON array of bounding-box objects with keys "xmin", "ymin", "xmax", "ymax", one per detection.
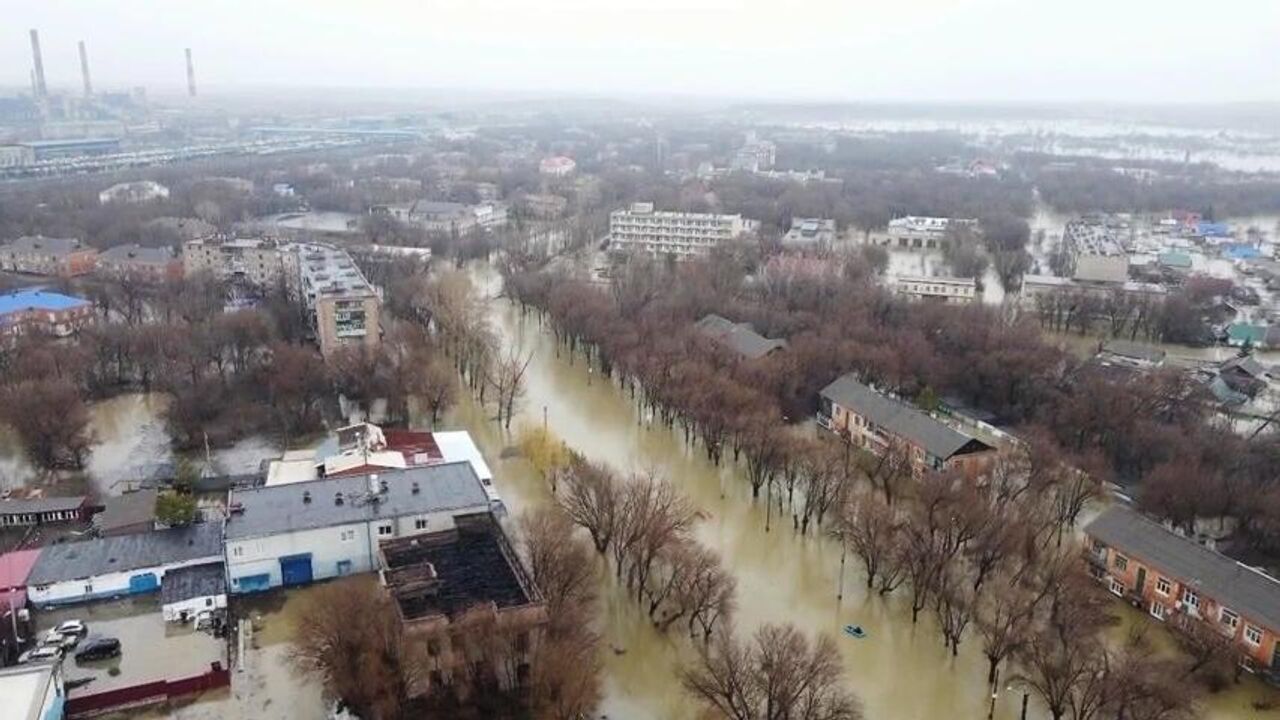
[
  {"xmin": 185, "ymin": 48, "xmax": 196, "ymax": 98},
  {"xmin": 29, "ymin": 29, "xmax": 47, "ymax": 98},
  {"xmin": 77, "ymin": 39, "xmax": 92, "ymax": 96}
]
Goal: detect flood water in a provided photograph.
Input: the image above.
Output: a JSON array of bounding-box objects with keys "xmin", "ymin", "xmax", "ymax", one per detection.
[{"xmin": 460, "ymin": 264, "xmax": 1279, "ymax": 719}]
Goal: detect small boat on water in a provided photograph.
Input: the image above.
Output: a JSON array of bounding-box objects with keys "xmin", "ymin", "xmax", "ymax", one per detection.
[{"xmin": 843, "ymin": 625, "xmax": 867, "ymax": 639}]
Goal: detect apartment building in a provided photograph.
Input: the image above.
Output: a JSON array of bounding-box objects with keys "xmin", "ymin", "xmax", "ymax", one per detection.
[
  {"xmin": 894, "ymin": 275, "xmax": 977, "ymax": 304},
  {"xmin": 781, "ymin": 218, "xmax": 837, "ymax": 248},
  {"xmin": 182, "ymin": 236, "xmax": 294, "ymax": 288},
  {"xmin": 1085, "ymin": 506, "xmax": 1280, "ymax": 672},
  {"xmin": 0, "ymin": 236, "xmax": 98, "ymax": 277},
  {"xmin": 382, "ymin": 200, "xmax": 508, "ymax": 235},
  {"xmin": 98, "ymin": 244, "xmax": 183, "ymax": 283},
  {"xmin": 1063, "ymin": 220, "xmax": 1130, "ymax": 283},
  {"xmin": 292, "ymin": 243, "xmax": 381, "ymax": 357},
  {"xmin": 731, "ymin": 138, "xmax": 776, "ymax": 172},
  {"xmin": 0, "ymin": 289, "xmax": 94, "ymax": 339},
  {"xmin": 818, "ymin": 374, "xmax": 997, "ymax": 475},
  {"xmin": 875, "ymin": 217, "xmax": 977, "ymax": 250},
  {"xmin": 609, "ymin": 202, "xmax": 754, "ymax": 258}
]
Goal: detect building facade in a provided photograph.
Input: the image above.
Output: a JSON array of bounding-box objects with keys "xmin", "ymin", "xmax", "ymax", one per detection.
[
  {"xmin": 873, "ymin": 217, "xmax": 976, "ymax": 250},
  {"xmin": 781, "ymin": 218, "xmax": 837, "ymax": 248},
  {"xmin": 0, "ymin": 290, "xmax": 95, "ymax": 339},
  {"xmin": 0, "ymin": 662, "xmax": 64, "ymax": 720},
  {"xmin": 224, "ymin": 463, "xmax": 494, "ymax": 594},
  {"xmin": 818, "ymin": 374, "xmax": 996, "ymax": 476},
  {"xmin": 0, "ymin": 497, "xmax": 88, "ymax": 527},
  {"xmin": 894, "ymin": 275, "xmax": 977, "ymax": 304},
  {"xmin": 1063, "ymin": 220, "xmax": 1130, "ymax": 283},
  {"xmin": 1085, "ymin": 506, "xmax": 1280, "ymax": 672},
  {"xmin": 0, "ymin": 237, "xmax": 98, "ymax": 277},
  {"xmin": 182, "ymin": 237, "xmax": 293, "ymax": 288},
  {"xmin": 292, "ymin": 243, "xmax": 382, "ymax": 357},
  {"xmin": 609, "ymin": 202, "xmax": 753, "ymax": 258}
]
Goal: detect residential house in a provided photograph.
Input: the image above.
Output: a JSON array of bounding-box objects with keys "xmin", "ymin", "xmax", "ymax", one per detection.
[
  {"xmin": 0, "ymin": 236, "xmax": 98, "ymax": 277},
  {"xmin": 818, "ymin": 375, "xmax": 997, "ymax": 475},
  {"xmin": 379, "ymin": 513, "xmax": 547, "ymax": 695},
  {"xmin": 0, "ymin": 496, "xmax": 88, "ymax": 528},
  {"xmin": 1084, "ymin": 506, "xmax": 1280, "ymax": 672},
  {"xmin": 223, "ymin": 463, "xmax": 494, "ymax": 594},
  {"xmin": 97, "ymin": 244, "xmax": 182, "ymax": 283},
  {"xmin": 25, "ymin": 523, "xmax": 223, "ymax": 607},
  {"xmin": 0, "ymin": 289, "xmax": 94, "ymax": 339},
  {"xmin": 694, "ymin": 314, "xmax": 786, "ymax": 360}
]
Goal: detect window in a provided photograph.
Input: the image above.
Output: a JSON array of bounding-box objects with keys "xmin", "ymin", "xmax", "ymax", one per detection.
[
  {"xmin": 1155, "ymin": 577, "xmax": 1171, "ymax": 595},
  {"xmin": 1113, "ymin": 554, "xmax": 1128, "ymax": 572},
  {"xmin": 232, "ymin": 545, "xmax": 244, "ymax": 558},
  {"xmin": 414, "ymin": 517, "xmax": 428, "ymax": 531},
  {"xmin": 1150, "ymin": 602, "xmax": 1167, "ymax": 621},
  {"xmin": 1244, "ymin": 625, "xmax": 1263, "ymax": 646},
  {"xmin": 378, "ymin": 523, "xmax": 393, "ymax": 537},
  {"xmin": 205, "ymin": 598, "xmax": 214, "ymax": 607},
  {"xmin": 1220, "ymin": 607, "xmax": 1240, "ymax": 630},
  {"xmin": 1109, "ymin": 578, "xmax": 1125, "ymax": 597},
  {"xmin": 84, "ymin": 582, "xmax": 93, "ymax": 595},
  {"xmin": 339, "ymin": 529, "xmax": 355, "ymax": 542},
  {"xmin": 1182, "ymin": 589, "xmax": 1199, "ymax": 608}
]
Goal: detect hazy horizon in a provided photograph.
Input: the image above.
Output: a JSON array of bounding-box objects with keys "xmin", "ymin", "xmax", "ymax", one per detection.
[{"xmin": 3, "ymin": 0, "xmax": 1278, "ymax": 106}]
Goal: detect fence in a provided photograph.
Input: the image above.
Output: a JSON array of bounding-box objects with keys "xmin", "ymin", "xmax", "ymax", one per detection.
[{"xmin": 65, "ymin": 662, "xmax": 230, "ymax": 718}]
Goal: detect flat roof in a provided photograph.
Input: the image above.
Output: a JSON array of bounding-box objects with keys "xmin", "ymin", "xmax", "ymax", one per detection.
[
  {"xmin": 1085, "ymin": 506, "xmax": 1280, "ymax": 632},
  {"xmin": 95, "ymin": 489, "xmax": 158, "ymax": 533},
  {"xmin": 225, "ymin": 462, "xmax": 490, "ymax": 540},
  {"xmin": 0, "ymin": 663, "xmax": 56, "ymax": 720},
  {"xmin": 26, "ymin": 523, "xmax": 223, "ymax": 586}
]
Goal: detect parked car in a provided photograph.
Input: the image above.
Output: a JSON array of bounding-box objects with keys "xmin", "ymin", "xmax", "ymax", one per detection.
[
  {"xmin": 54, "ymin": 620, "xmax": 87, "ymax": 637},
  {"xmin": 18, "ymin": 645, "xmax": 63, "ymax": 664},
  {"xmin": 74, "ymin": 637, "xmax": 121, "ymax": 662},
  {"xmin": 40, "ymin": 629, "xmax": 79, "ymax": 649}
]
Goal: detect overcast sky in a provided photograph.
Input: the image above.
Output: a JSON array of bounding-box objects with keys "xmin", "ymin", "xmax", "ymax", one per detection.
[{"xmin": 2, "ymin": 0, "xmax": 1278, "ymax": 104}]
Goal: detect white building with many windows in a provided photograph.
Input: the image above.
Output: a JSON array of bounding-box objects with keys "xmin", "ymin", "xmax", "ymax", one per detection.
[
  {"xmin": 223, "ymin": 463, "xmax": 493, "ymax": 594},
  {"xmin": 609, "ymin": 202, "xmax": 755, "ymax": 258},
  {"xmin": 894, "ymin": 275, "xmax": 978, "ymax": 304}
]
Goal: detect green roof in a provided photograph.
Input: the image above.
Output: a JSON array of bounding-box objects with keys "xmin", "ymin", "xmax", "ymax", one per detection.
[
  {"xmin": 1157, "ymin": 251, "xmax": 1193, "ymax": 269},
  {"xmin": 1227, "ymin": 323, "xmax": 1267, "ymax": 345}
]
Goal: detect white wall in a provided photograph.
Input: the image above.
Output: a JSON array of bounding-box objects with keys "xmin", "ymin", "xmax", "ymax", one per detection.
[
  {"xmin": 28, "ymin": 555, "xmax": 222, "ymax": 607},
  {"xmin": 162, "ymin": 593, "xmax": 228, "ymax": 622}
]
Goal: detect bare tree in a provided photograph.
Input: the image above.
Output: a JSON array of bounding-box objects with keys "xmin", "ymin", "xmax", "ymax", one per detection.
[
  {"xmin": 558, "ymin": 458, "xmax": 621, "ymax": 554},
  {"xmin": 682, "ymin": 624, "xmax": 862, "ymax": 720},
  {"xmin": 836, "ymin": 490, "xmax": 903, "ymax": 593},
  {"xmin": 488, "ymin": 348, "xmax": 533, "ymax": 430}
]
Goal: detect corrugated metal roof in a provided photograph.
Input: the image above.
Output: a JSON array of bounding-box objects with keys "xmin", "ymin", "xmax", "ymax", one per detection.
[
  {"xmin": 820, "ymin": 375, "xmax": 986, "ymax": 459},
  {"xmin": 0, "ymin": 496, "xmax": 86, "ymax": 516},
  {"xmin": 0, "ymin": 289, "xmax": 91, "ymax": 315},
  {"xmin": 161, "ymin": 562, "xmax": 226, "ymax": 605},
  {"xmin": 1085, "ymin": 506, "xmax": 1280, "ymax": 632},
  {"xmin": 26, "ymin": 523, "xmax": 223, "ymax": 586},
  {"xmin": 695, "ymin": 314, "xmax": 786, "ymax": 360},
  {"xmin": 225, "ymin": 462, "xmax": 490, "ymax": 540}
]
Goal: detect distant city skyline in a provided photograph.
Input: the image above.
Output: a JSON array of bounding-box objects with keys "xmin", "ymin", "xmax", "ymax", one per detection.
[{"xmin": 2, "ymin": 0, "xmax": 1278, "ymax": 104}]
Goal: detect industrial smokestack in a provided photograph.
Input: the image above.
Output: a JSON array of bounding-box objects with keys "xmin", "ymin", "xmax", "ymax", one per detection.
[
  {"xmin": 29, "ymin": 29, "xmax": 47, "ymax": 98},
  {"xmin": 185, "ymin": 48, "xmax": 196, "ymax": 98},
  {"xmin": 78, "ymin": 41, "xmax": 93, "ymax": 97}
]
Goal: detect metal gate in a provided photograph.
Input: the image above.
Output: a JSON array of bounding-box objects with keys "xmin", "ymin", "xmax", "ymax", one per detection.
[
  {"xmin": 128, "ymin": 572, "xmax": 159, "ymax": 594},
  {"xmin": 279, "ymin": 554, "xmax": 314, "ymax": 587}
]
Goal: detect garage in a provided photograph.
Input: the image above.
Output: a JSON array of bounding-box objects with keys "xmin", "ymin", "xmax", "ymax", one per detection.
[
  {"xmin": 128, "ymin": 572, "xmax": 159, "ymax": 594},
  {"xmin": 279, "ymin": 554, "xmax": 313, "ymax": 587}
]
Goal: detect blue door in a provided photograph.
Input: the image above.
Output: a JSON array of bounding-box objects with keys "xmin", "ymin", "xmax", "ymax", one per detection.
[
  {"xmin": 279, "ymin": 554, "xmax": 314, "ymax": 587},
  {"xmin": 128, "ymin": 573, "xmax": 159, "ymax": 594},
  {"xmin": 235, "ymin": 574, "xmax": 271, "ymax": 593}
]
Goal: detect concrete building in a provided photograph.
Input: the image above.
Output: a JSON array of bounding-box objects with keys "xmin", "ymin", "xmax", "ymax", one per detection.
[
  {"xmin": 894, "ymin": 275, "xmax": 977, "ymax": 304},
  {"xmin": 1064, "ymin": 220, "xmax": 1130, "ymax": 283},
  {"xmin": 539, "ymin": 156, "xmax": 576, "ymax": 177},
  {"xmin": 1097, "ymin": 340, "xmax": 1166, "ymax": 370},
  {"xmin": 182, "ymin": 236, "xmax": 293, "ymax": 288},
  {"xmin": 1085, "ymin": 506, "xmax": 1280, "ymax": 672},
  {"xmin": 694, "ymin": 314, "xmax": 786, "ymax": 360},
  {"xmin": 380, "ymin": 513, "xmax": 546, "ymax": 696},
  {"xmin": 731, "ymin": 138, "xmax": 776, "ymax": 172},
  {"xmin": 876, "ymin": 217, "xmax": 977, "ymax": 250},
  {"xmin": 94, "ymin": 490, "xmax": 158, "ymax": 537},
  {"xmin": 519, "ymin": 193, "xmax": 569, "ymax": 219},
  {"xmin": 291, "ymin": 243, "xmax": 381, "ymax": 358},
  {"xmin": 0, "ymin": 662, "xmax": 64, "ymax": 720},
  {"xmin": 223, "ymin": 463, "xmax": 494, "ymax": 594},
  {"xmin": 19, "ymin": 138, "xmax": 120, "ymax": 162},
  {"xmin": 98, "ymin": 244, "xmax": 182, "ymax": 283},
  {"xmin": 1019, "ymin": 274, "xmax": 1166, "ymax": 310},
  {"xmin": 0, "ymin": 497, "xmax": 88, "ymax": 527},
  {"xmin": 0, "ymin": 289, "xmax": 95, "ymax": 339},
  {"xmin": 381, "ymin": 200, "xmax": 507, "ymax": 235},
  {"xmin": 25, "ymin": 523, "xmax": 223, "ymax": 607},
  {"xmin": 609, "ymin": 202, "xmax": 754, "ymax": 258},
  {"xmin": 819, "ymin": 375, "xmax": 997, "ymax": 476},
  {"xmin": 160, "ymin": 562, "xmax": 227, "ymax": 623},
  {"xmin": 0, "ymin": 237, "xmax": 98, "ymax": 277},
  {"xmin": 781, "ymin": 218, "xmax": 837, "ymax": 248},
  {"xmin": 98, "ymin": 180, "xmax": 169, "ymax": 205}
]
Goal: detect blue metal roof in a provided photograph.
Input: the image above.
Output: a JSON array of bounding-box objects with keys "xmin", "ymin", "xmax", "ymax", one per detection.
[{"xmin": 0, "ymin": 288, "xmax": 91, "ymax": 315}]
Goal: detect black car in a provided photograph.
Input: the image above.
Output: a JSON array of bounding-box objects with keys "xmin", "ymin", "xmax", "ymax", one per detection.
[{"xmin": 74, "ymin": 637, "xmax": 121, "ymax": 662}]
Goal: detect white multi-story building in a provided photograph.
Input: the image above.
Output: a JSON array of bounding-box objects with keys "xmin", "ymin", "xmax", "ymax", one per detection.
[
  {"xmin": 223, "ymin": 463, "xmax": 494, "ymax": 594},
  {"xmin": 894, "ymin": 275, "xmax": 978, "ymax": 304},
  {"xmin": 877, "ymin": 216, "xmax": 978, "ymax": 250},
  {"xmin": 610, "ymin": 202, "xmax": 754, "ymax": 258},
  {"xmin": 731, "ymin": 138, "xmax": 776, "ymax": 172},
  {"xmin": 98, "ymin": 180, "xmax": 170, "ymax": 205}
]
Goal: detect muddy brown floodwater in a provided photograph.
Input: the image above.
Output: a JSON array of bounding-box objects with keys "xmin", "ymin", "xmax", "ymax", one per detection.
[{"xmin": 461, "ymin": 264, "xmax": 1279, "ymax": 720}]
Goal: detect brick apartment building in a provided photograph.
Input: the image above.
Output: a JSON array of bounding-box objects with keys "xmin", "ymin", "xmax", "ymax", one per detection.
[
  {"xmin": 0, "ymin": 236, "xmax": 98, "ymax": 277},
  {"xmin": 98, "ymin": 244, "xmax": 183, "ymax": 283},
  {"xmin": 818, "ymin": 374, "xmax": 997, "ymax": 476},
  {"xmin": 0, "ymin": 288, "xmax": 95, "ymax": 339},
  {"xmin": 1085, "ymin": 505, "xmax": 1280, "ymax": 672}
]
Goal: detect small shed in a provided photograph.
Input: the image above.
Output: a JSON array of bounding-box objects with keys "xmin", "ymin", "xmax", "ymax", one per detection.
[{"xmin": 161, "ymin": 562, "xmax": 227, "ymax": 623}]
